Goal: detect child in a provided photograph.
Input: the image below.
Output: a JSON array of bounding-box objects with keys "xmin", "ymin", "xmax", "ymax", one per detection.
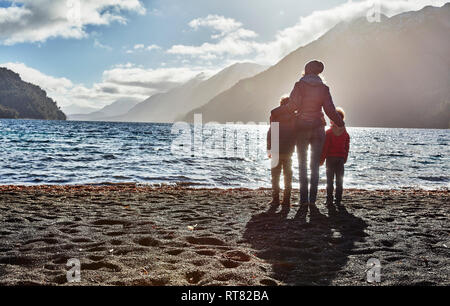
[
  {"xmin": 267, "ymin": 97, "xmax": 296, "ymax": 207},
  {"xmin": 320, "ymin": 108, "xmax": 350, "ymax": 206}
]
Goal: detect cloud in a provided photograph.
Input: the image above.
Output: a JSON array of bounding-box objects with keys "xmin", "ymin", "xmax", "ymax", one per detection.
[
  {"xmin": 167, "ymin": 0, "xmax": 448, "ymax": 65},
  {"xmin": 168, "ymin": 15, "xmax": 257, "ymax": 58},
  {"xmin": 0, "ymin": 62, "xmax": 217, "ymax": 110},
  {"xmin": 188, "ymin": 14, "xmax": 243, "ymax": 35},
  {"xmin": 126, "ymin": 43, "xmax": 161, "ymax": 54},
  {"xmin": 146, "ymin": 44, "xmax": 160, "ymax": 51},
  {"xmin": 0, "ymin": 0, "xmax": 146, "ymax": 45},
  {"xmin": 94, "ymin": 39, "xmax": 112, "ymax": 51},
  {"xmin": 102, "ymin": 65, "xmax": 212, "ymax": 90}
]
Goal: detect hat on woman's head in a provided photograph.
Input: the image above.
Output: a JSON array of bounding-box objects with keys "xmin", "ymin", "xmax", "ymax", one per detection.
[{"xmin": 304, "ymin": 60, "xmax": 324, "ymax": 75}]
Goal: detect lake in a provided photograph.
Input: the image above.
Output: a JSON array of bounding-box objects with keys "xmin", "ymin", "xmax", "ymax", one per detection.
[{"xmin": 0, "ymin": 119, "xmax": 448, "ymax": 189}]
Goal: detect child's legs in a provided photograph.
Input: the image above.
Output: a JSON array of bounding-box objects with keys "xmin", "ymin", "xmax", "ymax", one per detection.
[
  {"xmin": 335, "ymin": 158, "xmax": 345, "ymax": 201},
  {"xmin": 271, "ymin": 159, "xmax": 282, "ymax": 195},
  {"xmin": 326, "ymin": 158, "xmax": 336, "ymax": 200}
]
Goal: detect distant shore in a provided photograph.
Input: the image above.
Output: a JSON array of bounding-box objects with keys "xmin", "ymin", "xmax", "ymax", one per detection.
[{"xmin": 0, "ymin": 184, "xmax": 448, "ymax": 286}]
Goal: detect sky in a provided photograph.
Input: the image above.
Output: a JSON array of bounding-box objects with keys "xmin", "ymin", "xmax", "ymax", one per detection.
[{"xmin": 0, "ymin": 0, "xmax": 447, "ymax": 111}]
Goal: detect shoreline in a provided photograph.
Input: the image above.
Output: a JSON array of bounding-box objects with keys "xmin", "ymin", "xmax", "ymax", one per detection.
[
  {"xmin": 2, "ymin": 117, "xmax": 450, "ymax": 129},
  {"xmin": 0, "ymin": 185, "xmax": 448, "ymax": 286},
  {"xmin": 0, "ymin": 183, "xmax": 448, "ymax": 192}
]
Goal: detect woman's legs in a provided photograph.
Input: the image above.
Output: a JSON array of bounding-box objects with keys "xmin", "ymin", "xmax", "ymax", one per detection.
[
  {"xmin": 296, "ymin": 132, "xmax": 309, "ymax": 204},
  {"xmin": 309, "ymin": 127, "xmax": 326, "ymax": 204},
  {"xmin": 297, "ymin": 127, "xmax": 325, "ymax": 204}
]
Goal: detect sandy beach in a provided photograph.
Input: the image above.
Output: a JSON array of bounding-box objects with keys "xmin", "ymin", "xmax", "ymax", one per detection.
[{"xmin": 0, "ymin": 184, "xmax": 448, "ymax": 286}]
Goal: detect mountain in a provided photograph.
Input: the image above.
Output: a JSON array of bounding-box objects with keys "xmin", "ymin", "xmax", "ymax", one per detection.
[
  {"xmin": 67, "ymin": 97, "xmax": 141, "ymax": 121},
  {"xmin": 0, "ymin": 67, "xmax": 66, "ymax": 120},
  {"xmin": 62, "ymin": 104, "xmax": 100, "ymax": 115},
  {"xmin": 115, "ymin": 62, "xmax": 267, "ymax": 123},
  {"xmin": 183, "ymin": 4, "xmax": 450, "ymax": 129}
]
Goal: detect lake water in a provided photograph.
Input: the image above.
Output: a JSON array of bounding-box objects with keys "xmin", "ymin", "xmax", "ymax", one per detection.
[{"xmin": 0, "ymin": 119, "xmax": 448, "ymax": 190}]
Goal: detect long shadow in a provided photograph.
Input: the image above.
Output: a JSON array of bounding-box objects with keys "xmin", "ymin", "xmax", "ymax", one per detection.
[{"xmin": 243, "ymin": 203, "xmax": 368, "ymax": 285}]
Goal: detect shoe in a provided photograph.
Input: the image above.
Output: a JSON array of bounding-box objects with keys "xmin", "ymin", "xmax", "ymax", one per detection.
[{"xmin": 269, "ymin": 192, "xmax": 280, "ymax": 207}]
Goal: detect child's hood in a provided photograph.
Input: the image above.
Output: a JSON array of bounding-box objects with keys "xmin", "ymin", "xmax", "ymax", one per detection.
[{"xmin": 300, "ymin": 74, "xmax": 323, "ymax": 86}]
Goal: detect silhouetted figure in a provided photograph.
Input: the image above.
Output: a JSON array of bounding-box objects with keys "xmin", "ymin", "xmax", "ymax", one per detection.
[
  {"xmin": 273, "ymin": 60, "xmax": 345, "ymax": 206},
  {"xmin": 320, "ymin": 108, "xmax": 350, "ymax": 206},
  {"xmin": 267, "ymin": 97, "xmax": 296, "ymax": 207}
]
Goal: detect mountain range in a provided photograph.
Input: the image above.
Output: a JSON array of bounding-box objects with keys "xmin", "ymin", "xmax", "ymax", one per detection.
[
  {"xmin": 67, "ymin": 97, "xmax": 141, "ymax": 121},
  {"xmin": 62, "ymin": 104, "xmax": 100, "ymax": 116},
  {"xmin": 112, "ymin": 62, "xmax": 267, "ymax": 123},
  {"xmin": 183, "ymin": 3, "xmax": 450, "ymax": 128}
]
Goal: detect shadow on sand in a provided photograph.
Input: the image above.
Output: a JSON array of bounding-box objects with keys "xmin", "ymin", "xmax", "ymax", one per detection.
[{"xmin": 243, "ymin": 203, "xmax": 368, "ymax": 285}]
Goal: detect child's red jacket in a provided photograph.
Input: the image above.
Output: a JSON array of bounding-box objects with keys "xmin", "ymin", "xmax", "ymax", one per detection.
[{"xmin": 320, "ymin": 127, "xmax": 350, "ymax": 165}]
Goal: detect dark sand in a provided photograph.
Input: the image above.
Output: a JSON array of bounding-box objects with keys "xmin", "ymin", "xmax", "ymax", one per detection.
[{"xmin": 0, "ymin": 184, "xmax": 448, "ymax": 286}]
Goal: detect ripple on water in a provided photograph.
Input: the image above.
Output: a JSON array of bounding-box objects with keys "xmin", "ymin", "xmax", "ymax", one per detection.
[{"xmin": 0, "ymin": 121, "xmax": 448, "ymax": 189}]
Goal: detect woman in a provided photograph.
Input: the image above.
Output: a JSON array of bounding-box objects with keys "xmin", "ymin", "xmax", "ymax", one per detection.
[{"xmin": 288, "ymin": 60, "xmax": 345, "ymax": 206}]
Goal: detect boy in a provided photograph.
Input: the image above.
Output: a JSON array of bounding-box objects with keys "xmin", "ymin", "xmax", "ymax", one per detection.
[
  {"xmin": 267, "ymin": 97, "xmax": 296, "ymax": 207},
  {"xmin": 320, "ymin": 108, "xmax": 350, "ymax": 206}
]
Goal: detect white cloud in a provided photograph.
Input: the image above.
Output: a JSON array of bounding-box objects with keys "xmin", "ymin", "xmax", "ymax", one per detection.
[
  {"xmin": 146, "ymin": 44, "xmax": 161, "ymax": 51},
  {"xmin": 0, "ymin": 5, "xmax": 32, "ymax": 24},
  {"xmin": 167, "ymin": 0, "xmax": 449, "ymax": 65},
  {"xmin": 126, "ymin": 43, "xmax": 161, "ymax": 54},
  {"xmin": 102, "ymin": 65, "xmax": 213, "ymax": 89},
  {"xmin": 168, "ymin": 15, "xmax": 257, "ymax": 57},
  {"xmin": 94, "ymin": 39, "xmax": 112, "ymax": 51},
  {"xmin": 0, "ymin": 62, "xmax": 217, "ymax": 110},
  {"xmin": 189, "ymin": 14, "xmax": 243, "ymax": 35},
  {"xmin": 0, "ymin": 0, "xmax": 146, "ymax": 45},
  {"xmin": 148, "ymin": 8, "xmax": 162, "ymax": 16}
]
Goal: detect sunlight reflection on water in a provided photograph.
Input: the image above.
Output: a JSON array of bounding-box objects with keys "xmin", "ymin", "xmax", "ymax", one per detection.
[{"xmin": 0, "ymin": 119, "xmax": 448, "ymax": 189}]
